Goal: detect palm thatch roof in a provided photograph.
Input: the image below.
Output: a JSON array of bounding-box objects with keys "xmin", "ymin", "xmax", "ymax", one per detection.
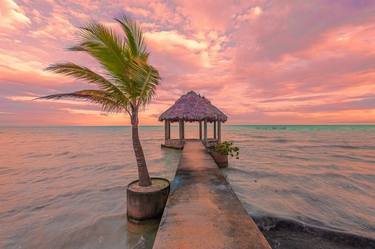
[{"xmin": 159, "ymin": 91, "xmax": 227, "ymax": 122}]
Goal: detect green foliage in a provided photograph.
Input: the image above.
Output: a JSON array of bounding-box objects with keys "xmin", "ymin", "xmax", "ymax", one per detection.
[
  {"xmin": 38, "ymin": 15, "xmax": 160, "ymax": 115},
  {"xmin": 214, "ymin": 141, "xmax": 239, "ymax": 159}
]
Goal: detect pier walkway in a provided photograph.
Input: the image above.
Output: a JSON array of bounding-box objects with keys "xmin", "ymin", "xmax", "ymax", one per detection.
[{"xmin": 153, "ymin": 140, "xmax": 271, "ymax": 249}]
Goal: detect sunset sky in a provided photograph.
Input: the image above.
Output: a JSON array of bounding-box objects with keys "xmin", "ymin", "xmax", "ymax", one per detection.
[{"xmin": 1, "ymin": 0, "xmax": 375, "ymax": 125}]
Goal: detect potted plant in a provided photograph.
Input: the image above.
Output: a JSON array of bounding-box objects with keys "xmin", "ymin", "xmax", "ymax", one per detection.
[
  {"xmin": 209, "ymin": 141, "xmax": 239, "ymax": 168},
  {"xmin": 38, "ymin": 16, "xmax": 169, "ymax": 223}
]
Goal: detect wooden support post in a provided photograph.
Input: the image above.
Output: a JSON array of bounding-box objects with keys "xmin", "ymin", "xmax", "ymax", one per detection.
[
  {"xmin": 168, "ymin": 121, "xmax": 172, "ymax": 139},
  {"xmin": 164, "ymin": 120, "xmax": 168, "ymax": 141},
  {"xmin": 213, "ymin": 121, "xmax": 217, "ymax": 140},
  {"xmin": 179, "ymin": 120, "xmax": 184, "ymax": 141},
  {"xmin": 182, "ymin": 121, "xmax": 185, "ymax": 140},
  {"xmin": 199, "ymin": 121, "xmax": 202, "ymax": 140},
  {"xmin": 167, "ymin": 121, "xmax": 171, "ymax": 140},
  {"xmin": 218, "ymin": 121, "xmax": 221, "ymax": 143},
  {"xmin": 203, "ymin": 119, "xmax": 207, "ymax": 143}
]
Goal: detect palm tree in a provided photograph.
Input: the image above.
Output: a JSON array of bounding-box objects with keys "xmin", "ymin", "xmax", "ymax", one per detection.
[{"xmin": 39, "ymin": 16, "xmax": 160, "ymax": 187}]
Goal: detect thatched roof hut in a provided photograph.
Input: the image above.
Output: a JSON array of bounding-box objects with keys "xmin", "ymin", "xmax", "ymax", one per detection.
[
  {"xmin": 159, "ymin": 91, "xmax": 227, "ymax": 123},
  {"xmin": 159, "ymin": 91, "xmax": 227, "ymax": 148}
]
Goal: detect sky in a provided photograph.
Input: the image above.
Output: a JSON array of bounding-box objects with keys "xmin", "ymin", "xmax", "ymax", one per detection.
[{"xmin": 0, "ymin": 0, "xmax": 375, "ymax": 125}]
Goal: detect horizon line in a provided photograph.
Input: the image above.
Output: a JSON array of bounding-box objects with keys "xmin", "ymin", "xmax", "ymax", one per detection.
[{"xmin": 1, "ymin": 123, "xmax": 375, "ymax": 128}]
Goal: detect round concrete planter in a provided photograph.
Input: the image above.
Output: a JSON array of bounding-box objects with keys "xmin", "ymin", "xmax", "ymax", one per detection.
[
  {"xmin": 209, "ymin": 151, "xmax": 228, "ymax": 168},
  {"xmin": 127, "ymin": 177, "xmax": 170, "ymax": 224}
]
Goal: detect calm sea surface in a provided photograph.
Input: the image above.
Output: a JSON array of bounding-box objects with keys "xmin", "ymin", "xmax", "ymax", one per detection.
[{"xmin": 0, "ymin": 125, "xmax": 374, "ymax": 249}]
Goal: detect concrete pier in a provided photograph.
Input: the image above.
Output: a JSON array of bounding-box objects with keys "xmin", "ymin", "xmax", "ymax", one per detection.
[{"xmin": 153, "ymin": 140, "xmax": 271, "ymax": 249}]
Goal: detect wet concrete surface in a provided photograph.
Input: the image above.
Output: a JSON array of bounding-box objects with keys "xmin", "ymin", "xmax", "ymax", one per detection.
[{"xmin": 153, "ymin": 140, "xmax": 271, "ymax": 249}]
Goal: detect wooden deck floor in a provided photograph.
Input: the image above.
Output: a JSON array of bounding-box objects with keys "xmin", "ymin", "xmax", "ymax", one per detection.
[{"xmin": 153, "ymin": 140, "xmax": 271, "ymax": 249}]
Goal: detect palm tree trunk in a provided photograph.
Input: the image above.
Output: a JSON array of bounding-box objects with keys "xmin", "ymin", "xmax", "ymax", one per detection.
[{"xmin": 130, "ymin": 107, "xmax": 152, "ymax": 187}]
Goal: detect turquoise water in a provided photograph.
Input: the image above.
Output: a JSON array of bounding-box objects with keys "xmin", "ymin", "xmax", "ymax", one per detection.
[
  {"xmin": 233, "ymin": 124, "xmax": 375, "ymax": 130},
  {"xmin": 0, "ymin": 125, "xmax": 374, "ymax": 248}
]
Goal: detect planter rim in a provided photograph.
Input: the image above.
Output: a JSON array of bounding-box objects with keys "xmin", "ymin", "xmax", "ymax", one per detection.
[{"xmin": 127, "ymin": 177, "xmax": 170, "ymax": 194}]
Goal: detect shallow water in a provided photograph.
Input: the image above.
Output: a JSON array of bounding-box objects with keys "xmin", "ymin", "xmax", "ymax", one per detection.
[
  {"xmin": 221, "ymin": 125, "xmax": 375, "ymax": 248},
  {"xmin": 0, "ymin": 125, "xmax": 374, "ymax": 248},
  {"xmin": 0, "ymin": 126, "xmax": 180, "ymax": 249}
]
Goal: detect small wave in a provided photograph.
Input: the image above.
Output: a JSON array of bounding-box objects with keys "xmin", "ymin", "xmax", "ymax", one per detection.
[
  {"xmin": 279, "ymin": 154, "xmax": 310, "ymax": 161},
  {"xmin": 25, "ymin": 153, "xmax": 52, "ymax": 158},
  {"xmin": 255, "ymin": 126, "xmax": 287, "ymax": 130},
  {"xmin": 100, "ymin": 185, "xmax": 125, "ymax": 192},
  {"xmin": 30, "ymin": 203, "xmax": 50, "ymax": 211},
  {"xmin": 0, "ymin": 167, "xmax": 16, "ymax": 175},
  {"xmin": 331, "ymin": 154, "xmax": 375, "ymax": 164},
  {"xmin": 270, "ymin": 138, "xmax": 290, "ymax": 143},
  {"xmin": 332, "ymin": 145, "xmax": 375, "ymax": 150},
  {"xmin": 55, "ymin": 151, "xmax": 71, "ymax": 156},
  {"xmin": 350, "ymin": 173, "xmax": 375, "ymax": 182},
  {"xmin": 253, "ymin": 215, "xmax": 375, "ymax": 249},
  {"xmin": 0, "ymin": 185, "xmax": 126, "ymax": 218},
  {"xmin": 299, "ymin": 144, "xmax": 375, "ymax": 150},
  {"xmin": 228, "ymin": 139, "xmax": 257, "ymax": 143},
  {"xmin": 224, "ymin": 167, "xmax": 279, "ymax": 179},
  {"xmin": 68, "ymin": 152, "xmax": 93, "ymax": 159},
  {"xmin": 92, "ymin": 164, "xmax": 125, "ymax": 173},
  {"xmin": 250, "ymin": 135, "xmax": 269, "ymax": 139}
]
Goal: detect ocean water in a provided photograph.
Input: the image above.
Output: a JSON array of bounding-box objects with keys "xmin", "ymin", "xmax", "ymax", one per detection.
[
  {"xmin": 0, "ymin": 125, "xmax": 374, "ymax": 249},
  {"xmin": 221, "ymin": 125, "xmax": 375, "ymax": 249}
]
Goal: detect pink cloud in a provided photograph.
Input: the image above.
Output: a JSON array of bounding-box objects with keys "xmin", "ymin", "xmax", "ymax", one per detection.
[
  {"xmin": 0, "ymin": 0, "xmax": 31, "ymax": 32},
  {"xmin": 1, "ymin": 0, "xmax": 375, "ymax": 125}
]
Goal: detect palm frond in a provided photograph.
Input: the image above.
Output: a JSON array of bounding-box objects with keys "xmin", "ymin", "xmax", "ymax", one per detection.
[
  {"xmin": 115, "ymin": 16, "xmax": 148, "ymax": 58},
  {"xmin": 37, "ymin": 90, "xmax": 127, "ymax": 113},
  {"xmin": 42, "ymin": 15, "xmax": 160, "ymax": 115},
  {"xmin": 67, "ymin": 22, "xmax": 130, "ymax": 84},
  {"xmin": 127, "ymin": 60, "xmax": 160, "ymax": 107},
  {"xmin": 46, "ymin": 63, "xmax": 128, "ymax": 102}
]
